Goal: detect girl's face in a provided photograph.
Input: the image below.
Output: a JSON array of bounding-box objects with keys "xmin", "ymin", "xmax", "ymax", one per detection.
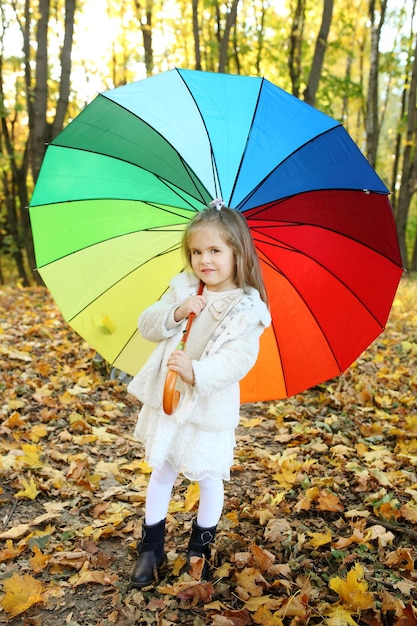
[{"xmin": 189, "ymin": 225, "xmax": 237, "ymax": 292}]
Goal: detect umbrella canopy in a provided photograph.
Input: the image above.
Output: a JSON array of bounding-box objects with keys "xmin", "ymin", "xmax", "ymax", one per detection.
[{"xmin": 29, "ymin": 68, "xmax": 403, "ymax": 402}]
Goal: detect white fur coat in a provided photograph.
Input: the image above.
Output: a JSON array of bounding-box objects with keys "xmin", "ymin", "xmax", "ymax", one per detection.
[{"xmin": 127, "ymin": 272, "xmax": 271, "ymax": 431}]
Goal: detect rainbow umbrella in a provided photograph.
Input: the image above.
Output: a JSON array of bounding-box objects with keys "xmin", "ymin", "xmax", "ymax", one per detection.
[{"xmin": 29, "ymin": 69, "xmax": 403, "ymax": 401}]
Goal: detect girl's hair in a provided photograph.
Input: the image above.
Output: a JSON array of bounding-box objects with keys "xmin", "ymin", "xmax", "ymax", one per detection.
[{"xmin": 182, "ymin": 206, "xmax": 268, "ymax": 305}]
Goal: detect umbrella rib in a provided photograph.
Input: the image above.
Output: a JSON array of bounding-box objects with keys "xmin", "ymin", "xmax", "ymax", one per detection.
[
  {"xmin": 98, "ymin": 80, "xmax": 217, "ymax": 202},
  {"xmin": 36, "ymin": 221, "xmax": 183, "ymax": 270},
  {"xmin": 176, "ymin": 70, "xmax": 222, "ymax": 201},
  {"xmin": 64, "ymin": 244, "xmax": 182, "ymax": 324},
  {"xmin": 256, "ymin": 232, "xmax": 387, "ymax": 327},
  {"xmin": 259, "ymin": 253, "xmax": 345, "ymax": 375},
  {"xmin": 234, "ymin": 121, "xmax": 391, "ymax": 211},
  {"xmin": 50, "ymin": 135, "xmax": 211, "ymax": 207},
  {"xmin": 249, "ymin": 216, "xmax": 399, "ymax": 267},
  {"xmin": 255, "ymin": 234, "xmax": 385, "ymax": 371},
  {"xmin": 228, "ymin": 78, "xmax": 265, "ymax": 206}
]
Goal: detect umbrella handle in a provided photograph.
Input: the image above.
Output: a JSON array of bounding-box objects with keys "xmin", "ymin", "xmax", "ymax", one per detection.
[
  {"xmin": 162, "ymin": 281, "xmax": 204, "ymax": 415},
  {"xmin": 162, "ymin": 370, "xmax": 181, "ymax": 415}
]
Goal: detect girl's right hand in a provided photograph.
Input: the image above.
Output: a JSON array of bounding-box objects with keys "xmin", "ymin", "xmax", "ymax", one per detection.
[{"xmin": 174, "ymin": 295, "xmax": 206, "ymax": 322}]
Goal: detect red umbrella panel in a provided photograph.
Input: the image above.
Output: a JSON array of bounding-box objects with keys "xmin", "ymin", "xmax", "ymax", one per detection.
[{"xmin": 241, "ymin": 190, "xmax": 402, "ymax": 401}]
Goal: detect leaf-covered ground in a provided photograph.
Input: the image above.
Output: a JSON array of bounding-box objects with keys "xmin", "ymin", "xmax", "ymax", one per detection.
[{"xmin": 0, "ymin": 278, "xmax": 416, "ymax": 626}]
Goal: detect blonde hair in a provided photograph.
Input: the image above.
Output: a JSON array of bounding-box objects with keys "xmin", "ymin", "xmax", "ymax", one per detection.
[{"xmin": 182, "ymin": 207, "xmax": 268, "ymax": 305}]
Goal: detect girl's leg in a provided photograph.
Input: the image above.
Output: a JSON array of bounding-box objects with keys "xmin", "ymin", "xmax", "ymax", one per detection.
[
  {"xmin": 183, "ymin": 476, "xmax": 224, "ymax": 579},
  {"xmin": 145, "ymin": 460, "xmax": 178, "ymax": 525},
  {"xmin": 131, "ymin": 460, "xmax": 178, "ymax": 588},
  {"xmin": 196, "ymin": 476, "xmax": 224, "ymax": 527}
]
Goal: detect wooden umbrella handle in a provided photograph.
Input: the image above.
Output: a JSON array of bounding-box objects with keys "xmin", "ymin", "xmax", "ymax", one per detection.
[{"xmin": 162, "ymin": 281, "xmax": 204, "ymax": 415}]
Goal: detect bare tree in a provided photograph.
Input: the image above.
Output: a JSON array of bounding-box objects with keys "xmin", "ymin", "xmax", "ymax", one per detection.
[
  {"xmin": 396, "ymin": 33, "xmax": 417, "ymax": 269},
  {"xmin": 192, "ymin": 0, "xmax": 201, "ymax": 70},
  {"xmin": 218, "ymin": 0, "xmax": 240, "ymax": 73},
  {"xmin": 303, "ymin": 0, "xmax": 334, "ymax": 107},
  {"xmin": 1, "ymin": 0, "xmax": 75, "ymax": 282},
  {"xmin": 133, "ymin": 0, "xmax": 154, "ymax": 76},
  {"xmin": 365, "ymin": 0, "xmax": 387, "ymax": 168},
  {"xmin": 288, "ymin": 0, "xmax": 305, "ymax": 97}
]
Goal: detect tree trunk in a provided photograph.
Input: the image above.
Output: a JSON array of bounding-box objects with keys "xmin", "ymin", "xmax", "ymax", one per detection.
[
  {"xmin": 52, "ymin": 0, "xmax": 76, "ymax": 139},
  {"xmin": 31, "ymin": 0, "xmax": 50, "ymax": 183},
  {"xmin": 288, "ymin": 0, "xmax": 305, "ymax": 97},
  {"xmin": 5, "ymin": 0, "xmax": 76, "ymax": 283},
  {"xmin": 411, "ymin": 230, "xmax": 417, "ymax": 271},
  {"xmin": 365, "ymin": 0, "xmax": 387, "ymax": 168},
  {"xmin": 396, "ymin": 34, "xmax": 417, "ymax": 269},
  {"xmin": 192, "ymin": 0, "xmax": 202, "ymax": 70},
  {"xmin": 303, "ymin": 0, "xmax": 334, "ymax": 107},
  {"xmin": 0, "ymin": 43, "xmax": 32, "ymax": 285},
  {"xmin": 134, "ymin": 0, "xmax": 154, "ymax": 76},
  {"xmin": 390, "ymin": 0, "xmax": 416, "ymax": 215},
  {"xmin": 254, "ymin": 0, "xmax": 267, "ymax": 76},
  {"xmin": 218, "ymin": 0, "xmax": 240, "ymax": 73}
]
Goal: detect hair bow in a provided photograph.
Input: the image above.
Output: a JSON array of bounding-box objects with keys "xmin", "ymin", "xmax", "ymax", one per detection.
[{"xmin": 209, "ymin": 198, "xmax": 225, "ymax": 211}]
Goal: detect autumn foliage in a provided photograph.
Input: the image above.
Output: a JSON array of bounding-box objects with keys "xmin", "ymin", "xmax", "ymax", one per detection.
[{"xmin": 0, "ymin": 279, "xmax": 416, "ymax": 625}]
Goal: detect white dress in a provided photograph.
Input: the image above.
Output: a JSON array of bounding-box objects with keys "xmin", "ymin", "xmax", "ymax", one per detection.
[{"xmin": 134, "ymin": 287, "xmax": 244, "ymax": 482}]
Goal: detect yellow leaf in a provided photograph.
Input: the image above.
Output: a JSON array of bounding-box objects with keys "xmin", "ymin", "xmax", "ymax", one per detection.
[
  {"xmin": 30, "ymin": 545, "xmax": 51, "ymax": 573},
  {"xmin": 400, "ymin": 502, "xmax": 417, "ymax": 523},
  {"xmin": 384, "ymin": 547, "xmax": 414, "ymax": 571},
  {"xmin": 241, "ymin": 417, "xmax": 264, "ymax": 427},
  {"xmin": 30, "ymin": 424, "xmax": 48, "ymax": 442},
  {"xmin": 253, "ymin": 605, "xmax": 284, "ymax": 625},
  {"xmin": 272, "ymin": 455, "xmax": 302, "ymax": 489},
  {"xmin": 91, "ymin": 426, "xmax": 116, "ymax": 443},
  {"xmin": 0, "ymin": 523, "xmax": 30, "ymax": 540},
  {"xmin": 245, "ymin": 595, "xmax": 283, "ymax": 612},
  {"xmin": 214, "ymin": 562, "xmax": 233, "ymax": 578},
  {"xmin": 324, "ymin": 604, "xmax": 359, "ymax": 625},
  {"xmin": 225, "ymin": 510, "xmax": 240, "ymax": 528},
  {"xmin": 317, "ymin": 490, "xmax": 344, "ymax": 512},
  {"xmin": 15, "ymin": 476, "xmax": 39, "ymax": 500},
  {"xmin": 0, "ymin": 539, "xmax": 26, "ymax": 563},
  {"xmin": 184, "ymin": 482, "xmax": 200, "ymax": 512},
  {"xmin": 251, "ymin": 544, "xmax": 275, "ymax": 572},
  {"xmin": 329, "ymin": 563, "xmax": 374, "ymax": 611},
  {"xmin": 69, "ymin": 561, "xmax": 119, "ymax": 587},
  {"xmin": 19, "ymin": 443, "xmax": 42, "ymax": 469},
  {"xmin": 168, "ymin": 500, "xmax": 185, "ymax": 513},
  {"xmin": 234, "ymin": 567, "xmax": 268, "ymax": 597},
  {"xmin": 0, "ymin": 572, "xmax": 44, "ymax": 617},
  {"xmin": 122, "ymin": 459, "xmax": 153, "ymax": 474},
  {"xmin": 345, "ymin": 508, "xmax": 370, "ymax": 518},
  {"xmin": 308, "ymin": 530, "xmax": 332, "ymax": 547}
]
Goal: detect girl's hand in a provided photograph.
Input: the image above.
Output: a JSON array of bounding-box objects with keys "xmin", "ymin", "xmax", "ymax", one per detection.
[
  {"xmin": 167, "ymin": 350, "xmax": 195, "ymax": 385},
  {"xmin": 174, "ymin": 295, "xmax": 206, "ymax": 322}
]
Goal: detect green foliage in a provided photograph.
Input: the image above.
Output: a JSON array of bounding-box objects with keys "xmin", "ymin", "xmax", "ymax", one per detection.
[{"xmin": 2, "ymin": 0, "xmax": 417, "ymax": 281}]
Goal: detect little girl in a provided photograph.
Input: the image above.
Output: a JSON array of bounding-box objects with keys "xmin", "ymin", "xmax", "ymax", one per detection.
[{"xmin": 127, "ymin": 203, "xmax": 271, "ymax": 588}]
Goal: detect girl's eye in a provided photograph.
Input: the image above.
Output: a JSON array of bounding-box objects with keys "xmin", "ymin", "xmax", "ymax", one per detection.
[{"xmin": 211, "ymin": 248, "xmax": 220, "ymax": 253}]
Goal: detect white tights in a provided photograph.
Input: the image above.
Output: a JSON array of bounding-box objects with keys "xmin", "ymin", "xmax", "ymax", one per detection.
[{"xmin": 145, "ymin": 460, "xmax": 224, "ymax": 528}]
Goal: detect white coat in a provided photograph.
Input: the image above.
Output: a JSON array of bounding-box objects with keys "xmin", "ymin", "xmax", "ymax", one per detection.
[{"xmin": 128, "ymin": 272, "xmax": 271, "ymax": 432}]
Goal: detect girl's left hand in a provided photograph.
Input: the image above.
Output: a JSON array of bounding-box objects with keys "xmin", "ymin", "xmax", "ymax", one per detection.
[{"xmin": 167, "ymin": 350, "xmax": 195, "ymax": 385}]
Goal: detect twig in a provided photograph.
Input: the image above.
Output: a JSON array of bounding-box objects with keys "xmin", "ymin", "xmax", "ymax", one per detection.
[
  {"xmin": 368, "ymin": 516, "xmax": 417, "ymax": 540},
  {"xmin": 1, "ymin": 498, "xmax": 18, "ymax": 530}
]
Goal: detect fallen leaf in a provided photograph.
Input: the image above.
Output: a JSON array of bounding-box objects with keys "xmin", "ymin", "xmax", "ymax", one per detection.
[
  {"xmin": 329, "ymin": 563, "xmax": 374, "ymax": 611},
  {"xmin": 0, "ymin": 572, "xmax": 44, "ymax": 617}
]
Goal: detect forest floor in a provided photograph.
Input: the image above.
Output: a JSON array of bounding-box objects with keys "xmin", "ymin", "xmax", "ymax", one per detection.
[{"xmin": 0, "ymin": 278, "xmax": 416, "ymax": 626}]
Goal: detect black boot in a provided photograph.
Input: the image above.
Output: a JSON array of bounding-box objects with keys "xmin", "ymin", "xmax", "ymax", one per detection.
[
  {"xmin": 130, "ymin": 519, "xmax": 166, "ymax": 588},
  {"xmin": 183, "ymin": 519, "xmax": 217, "ymax": 580}
]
